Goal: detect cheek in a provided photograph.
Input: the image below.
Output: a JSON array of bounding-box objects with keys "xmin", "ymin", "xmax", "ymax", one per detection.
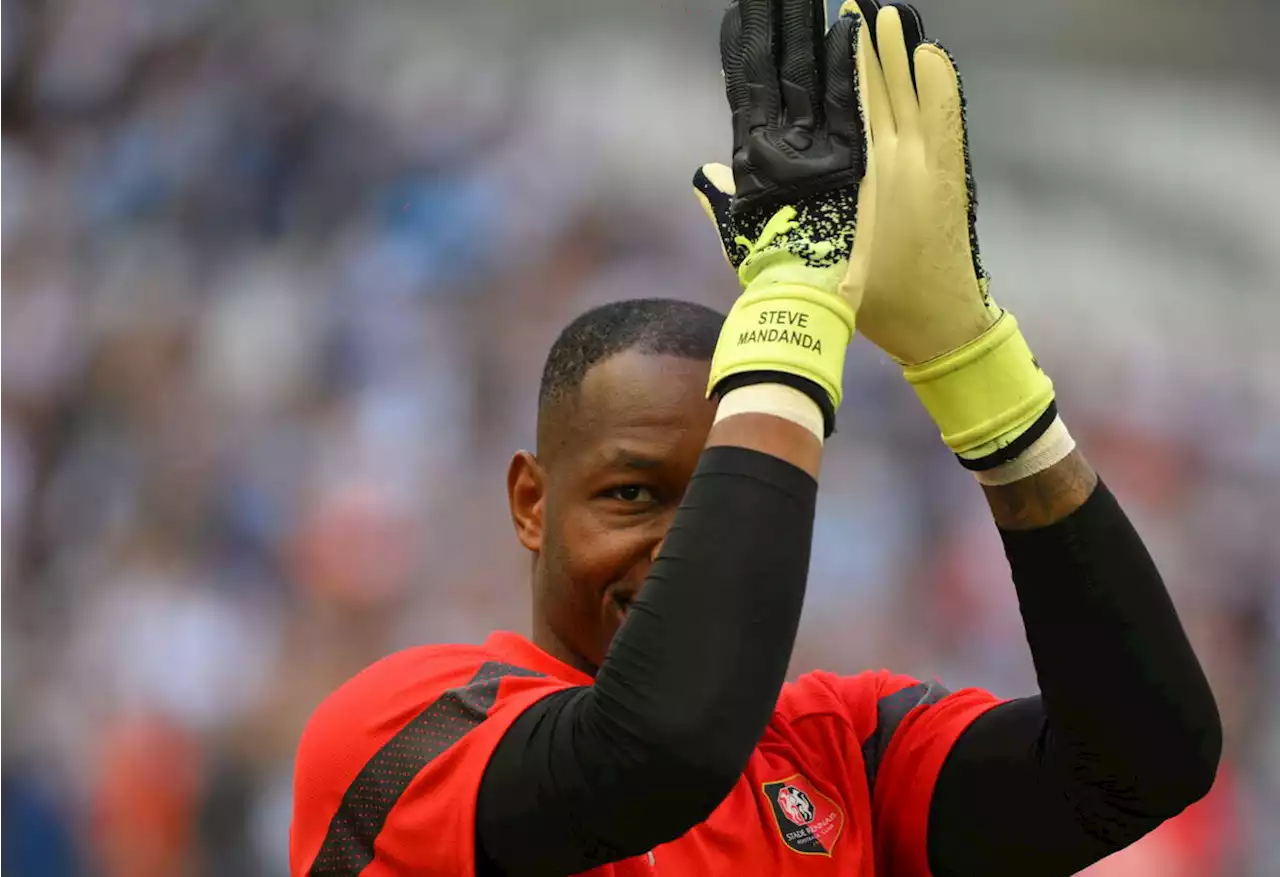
[{"xmin": 553, "ymin": 510, "xmax": 647, "ymax": 594}]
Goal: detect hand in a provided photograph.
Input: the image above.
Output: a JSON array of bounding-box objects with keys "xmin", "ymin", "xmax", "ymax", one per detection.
[
  {"xmin": 840, "ymin": 1, "xmax": 1056, "ymax": 468},
  {"xmin": 840, "ymin": 0, "xmax": 999, "ymax": 365},
  {"xmin": 694, "ymin": 0, "xmax": 878, "ymax": 429}
]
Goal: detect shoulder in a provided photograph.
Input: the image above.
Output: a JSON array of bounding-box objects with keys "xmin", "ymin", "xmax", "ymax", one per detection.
[
  {"xmin": 290, "ymin": 643, "xmax": 573, "ymax": 876},
  {"xmin": 775, "ymin": 668, "xmax": 934, "ymax": 740},
  {"xmin": 297, "ymin": 643, "xmax": 548, "ymax": 769},
  {"xmin": 301, "ymin": 644, "xmax": 488, "ymax": 736},
  {"xmin": 772, "ymin": 669, "xmax": 1000, "ymax": 782}
]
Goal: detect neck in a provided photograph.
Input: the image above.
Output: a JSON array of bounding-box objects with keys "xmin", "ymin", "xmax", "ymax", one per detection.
[{"xmin": 530, "ymin": 612, "xmax": 599, "ymax": 678}]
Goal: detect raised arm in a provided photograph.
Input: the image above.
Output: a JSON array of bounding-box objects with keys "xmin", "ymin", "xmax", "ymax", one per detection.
[
  {"xmin": 477, "ymin": 3, "xmax": 879, "ymax": 873},
  {"xmin": 844, "ymin": 3, "xmax": 1220, "ymax": 873},
  {"xmin": 926, "ymin": 447, "xmax": 1221, "ymax": 875}
]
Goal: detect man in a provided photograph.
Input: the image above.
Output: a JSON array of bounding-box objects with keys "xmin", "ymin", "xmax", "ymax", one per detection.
[{"xmin": 290, "ymin": 1, "xmax": 1222, "ymax": 875}]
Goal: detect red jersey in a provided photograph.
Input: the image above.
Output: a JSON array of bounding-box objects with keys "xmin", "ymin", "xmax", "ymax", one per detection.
[{"xmin": 291, "ymin": 631, "xmax": 1000, "ymax": 877}]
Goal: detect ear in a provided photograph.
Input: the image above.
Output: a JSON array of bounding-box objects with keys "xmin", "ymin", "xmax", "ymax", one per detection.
[{"xmin": 507, "ymin": 450, "xmax": 546, "ymax": 554}]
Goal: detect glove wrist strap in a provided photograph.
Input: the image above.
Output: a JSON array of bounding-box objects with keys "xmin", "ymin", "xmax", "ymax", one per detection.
[
  {"xmin": 903, "ymin": 311, "xmax": 1055, "ymax": 466},
  {"xmin": 707, "ymin": 284, "xmax": 855, "ymax": 430}
]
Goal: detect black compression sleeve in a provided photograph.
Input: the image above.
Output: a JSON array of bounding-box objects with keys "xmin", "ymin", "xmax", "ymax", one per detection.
[
  {"xmin": 477, "ymin": 446, "xmax": 817, "ymax": 877},
  {"xmin": 928, "ymin": 480, "xmax": 1222, "ymax": 877}
]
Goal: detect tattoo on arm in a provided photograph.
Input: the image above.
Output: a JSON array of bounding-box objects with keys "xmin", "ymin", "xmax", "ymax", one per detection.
[{"xmin": 982, "ymin": 449, "xmax": 1099, "ymax": 531}]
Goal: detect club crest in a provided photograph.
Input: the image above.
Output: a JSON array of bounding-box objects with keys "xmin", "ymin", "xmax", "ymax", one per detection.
[{"xmin": 762, "ymin": 774, "xmax": 845, "ymax": 857}]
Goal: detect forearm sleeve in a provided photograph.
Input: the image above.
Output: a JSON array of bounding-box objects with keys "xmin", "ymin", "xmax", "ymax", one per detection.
[
  {"xmin": 928, "ymin": 480, "xmax": 1222, "ymax": 876},
  {"xmin": 477, "ymin": 445, "xmax": 818, "ymax": 876}
]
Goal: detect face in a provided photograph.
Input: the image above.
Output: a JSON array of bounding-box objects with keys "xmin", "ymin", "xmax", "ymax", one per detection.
[{"xmin": 507, "ymin": 351, "xmax": 717, "ymax": 674}]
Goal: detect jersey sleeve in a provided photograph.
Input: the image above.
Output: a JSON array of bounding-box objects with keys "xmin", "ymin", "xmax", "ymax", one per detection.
[
  {"xmin": 787, "ymin": 669, "xmax": 1002, "ymax": 877},
  {"xmin": 290, "ymin": 649, "xmax": 576, "ymax": 877}
]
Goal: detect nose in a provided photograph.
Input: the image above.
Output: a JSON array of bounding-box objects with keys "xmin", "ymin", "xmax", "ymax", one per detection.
[{"xmin": 650, "ymin": 537, "xmax": 666, "ymax": 564}]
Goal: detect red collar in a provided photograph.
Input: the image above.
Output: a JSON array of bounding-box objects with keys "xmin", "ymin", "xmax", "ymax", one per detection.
[{"xmin": 483, "ymin": 631, "xmax": 595, "ymax": 686}]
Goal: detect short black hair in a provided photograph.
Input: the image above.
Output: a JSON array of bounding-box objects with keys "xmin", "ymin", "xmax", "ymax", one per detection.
[{"xmin": 537, "ymin": 298, "xmax": 725, "ymax": 449}]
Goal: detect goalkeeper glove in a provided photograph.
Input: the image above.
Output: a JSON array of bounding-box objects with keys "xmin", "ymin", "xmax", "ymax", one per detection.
[
  {"xmin": 694, "ymin": 0, "xmax": 878, "ymax": 437},
  {"xmin": 842, "ymin": 0, "xmax": 1057, "ymax": 469}
]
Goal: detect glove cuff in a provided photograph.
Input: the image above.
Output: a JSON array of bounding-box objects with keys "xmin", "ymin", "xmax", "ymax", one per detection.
[
  {"xmin": 903, "ymin": 311, "xmax": 1055, "ymax": 465},
  {"xmin": 707, "ymin": 284, "xmax": 856, "ymax": 426}
]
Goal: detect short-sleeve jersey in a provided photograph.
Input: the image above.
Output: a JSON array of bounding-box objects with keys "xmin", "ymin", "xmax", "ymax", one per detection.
[{"xmin": 290, "ymin": 631, "xmax": 1000, "ymax": 877}]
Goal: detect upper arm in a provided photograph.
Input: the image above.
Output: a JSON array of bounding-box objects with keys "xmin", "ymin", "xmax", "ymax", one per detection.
[
  {"xmin": 477, "ymin": 682, "xmax": 748, "ymax": 877},
  {"xmin": 290, "ymin": 659, "xmax": 569, "ymax": 877},
  {"xmin": 927, "ymin": 696, "xmax": 1169, "ymax": 877},
  {"xmin": 477, "ymin": 687, "xmax": 636, "ymax": 877},
  {"xmin": 866, "ymin": 676, "xmax": 1001, "ymax": 876}
]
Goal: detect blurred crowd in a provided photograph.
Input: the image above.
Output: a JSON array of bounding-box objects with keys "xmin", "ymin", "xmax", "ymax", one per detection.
[{"xmin": 3, "ymin": 0, "xmax": 1278, "ymax": 875}]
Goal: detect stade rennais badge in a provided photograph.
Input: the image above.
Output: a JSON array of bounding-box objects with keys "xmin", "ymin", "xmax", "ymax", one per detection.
[{"xmin": 762, "ymin": 774, "xmax": 845, "ymax": 856}]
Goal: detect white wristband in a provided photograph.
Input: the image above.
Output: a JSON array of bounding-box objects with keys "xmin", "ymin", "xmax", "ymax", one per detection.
[
  {"xmin": 714, "ymin": 383, "xmax": 826, "ymax": 443},
  {"xmin": 974, "ymin": 416, "xmax": 1075, "ymax": 486}
]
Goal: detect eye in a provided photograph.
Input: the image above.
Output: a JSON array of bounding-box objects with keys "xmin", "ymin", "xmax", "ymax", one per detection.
[{"xmin": 601, "ymin": 485, "xmax": 657, "ymax": 505}]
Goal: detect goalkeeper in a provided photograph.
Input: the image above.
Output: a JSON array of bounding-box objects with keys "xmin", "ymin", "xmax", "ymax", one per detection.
[{"xmin": 289, "ymin": 1, "xmax": 1221, "ymax": 874}]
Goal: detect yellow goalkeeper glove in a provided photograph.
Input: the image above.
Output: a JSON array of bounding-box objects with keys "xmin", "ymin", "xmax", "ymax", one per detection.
[
  {"xmin": 842, "ymin": 1, "xmax": 1057, "ymax": 468},
  {"xmin": 694, "ymin": 0, "xmax": 878, "ymax": 436}
]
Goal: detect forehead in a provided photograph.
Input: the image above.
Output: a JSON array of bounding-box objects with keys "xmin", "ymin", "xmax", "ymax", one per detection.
[{"xmin": 564, "ymin": 351, "xmax": 715, "ymax": 471}]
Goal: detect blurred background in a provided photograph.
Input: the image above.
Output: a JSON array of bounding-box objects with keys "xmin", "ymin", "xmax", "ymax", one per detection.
[{"xmin": 3, "ymin": 0, "xmax": 1278, "ymax": 874}]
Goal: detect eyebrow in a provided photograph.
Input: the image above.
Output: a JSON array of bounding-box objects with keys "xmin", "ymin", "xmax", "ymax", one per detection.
[{"xmin": 600, "ymin": 449, "xmax": 665, "ymax": 471}]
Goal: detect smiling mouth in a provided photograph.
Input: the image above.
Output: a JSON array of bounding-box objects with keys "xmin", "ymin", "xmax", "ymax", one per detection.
[{"xmin": 611, "ymin": 594, "xmax": 634, "ymax": 619}]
